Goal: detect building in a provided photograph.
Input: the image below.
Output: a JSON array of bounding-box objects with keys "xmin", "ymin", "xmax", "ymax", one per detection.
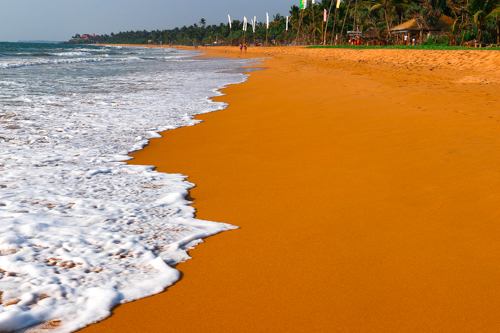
[{"xmin": 389, "ymin": 15, "xmax": 454, "ymax": 44}]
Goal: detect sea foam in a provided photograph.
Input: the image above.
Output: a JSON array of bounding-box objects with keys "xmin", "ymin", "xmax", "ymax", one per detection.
[{"xmin": 0, "ymin": 45, "xmax": 252, "ymax": 332}]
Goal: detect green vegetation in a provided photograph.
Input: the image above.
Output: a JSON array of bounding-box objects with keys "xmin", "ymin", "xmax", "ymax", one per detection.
[
  {"xmin": 308, "ymin": 44, "xmax": 500, "ymax": 50},
  {"xmin": 69, "ymin": 0, "xmax": 500, "ymax": 46}
]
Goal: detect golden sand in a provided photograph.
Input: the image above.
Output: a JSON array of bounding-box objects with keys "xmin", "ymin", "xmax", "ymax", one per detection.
[{"xmin": 80, "ymin": 46, "xmax": 500, "ymax": 332}]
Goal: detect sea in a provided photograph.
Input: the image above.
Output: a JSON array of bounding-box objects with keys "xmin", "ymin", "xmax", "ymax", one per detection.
[{"xmin": 0, "ymin": 42, "xmax": 253, "ymax": 332}]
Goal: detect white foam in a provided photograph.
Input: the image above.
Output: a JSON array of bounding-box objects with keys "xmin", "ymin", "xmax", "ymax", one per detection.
[
  {"xmin": 0, "ymin": 46, "xmax": 255, "ymax": 332},
  {"xmin": 49, "ymin": 52, "xmax": 93, "ymax": 57},
  {"xmin": 0, "ymin": 56, "xmax": 140, "ymax": 70}
]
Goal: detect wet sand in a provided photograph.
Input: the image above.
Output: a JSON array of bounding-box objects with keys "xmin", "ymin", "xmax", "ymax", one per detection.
[{"xmin": 80, "ymin": 46, "xmax": 500, "ymax": 332}]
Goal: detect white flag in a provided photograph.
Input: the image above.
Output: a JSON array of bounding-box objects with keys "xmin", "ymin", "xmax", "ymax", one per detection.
[
  {"xmin": 252, "ymin": 16, "xmax": 256, "ymax": 33},
  {"xmin": 286, "ymin": 16, "xmax": 289, "ymax": 31},
  {"xmin": 336, "ymin": 0, "xmax": 341, "ymax": 9},
  {"xmin": 243, "ymin": 17, "xmax": 247, "ymax": 31},
  {"xmin": 266, "ymin": 12, "xmax": 269, "ymax": 29},
  {"xmin": 303, "ymin": 0, "xmax": 307, "ymax": 9},
  {"xmin": 228, "ymin": 15, "xmax": 232, "ymax": 29},
  {"xmin": 312, "ymin": 0, "xmax": 316, "ymax": 4}
]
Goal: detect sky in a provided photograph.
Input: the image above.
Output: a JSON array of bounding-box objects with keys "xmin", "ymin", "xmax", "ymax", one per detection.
[{"xmin": 0, "ymin": 0, "xmax": 297, "ymax": 42}]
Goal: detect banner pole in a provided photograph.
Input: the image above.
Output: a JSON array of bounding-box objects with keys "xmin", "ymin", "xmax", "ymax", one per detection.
[
  {"xmin": 312, "ymin": 1, "xmax": 315, "ymax": 45},
  {"xmin": 324, "ymin": 0, "xmax": 334, "ymax": 45},
  {"xmin": 266, "ymin": 12, "xmax": 269, "ymax": 46},
  {"xmin": 339, "ymin": 0, "xmax": 351, "ymax": 43},
  {"xmin": 228, "ymin": 15, "xmax": 232, "ymax": 46},
  {"xmin": 332, "ymin": 4, "xmax": 338, "ymax": 44}
]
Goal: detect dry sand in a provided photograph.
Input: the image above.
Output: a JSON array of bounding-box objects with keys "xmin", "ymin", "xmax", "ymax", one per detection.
[{"xmin": 80, "ymin": 46, "xmax": 500, "ymax": 332}]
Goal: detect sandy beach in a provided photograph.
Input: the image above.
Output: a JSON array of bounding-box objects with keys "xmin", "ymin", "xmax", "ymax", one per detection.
[{"xmin": 80, "ymin": 46, "xmax": 500, "ymax": 332}]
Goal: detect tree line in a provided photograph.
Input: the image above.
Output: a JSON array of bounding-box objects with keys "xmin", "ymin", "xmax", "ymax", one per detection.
[{"xmin": 70, "ymin": 0, "xmax": 500, "ymax": 46}]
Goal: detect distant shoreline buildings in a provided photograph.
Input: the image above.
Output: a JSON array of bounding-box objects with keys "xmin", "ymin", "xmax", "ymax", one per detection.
[{"xmin": 68, "ymin": 33, "xmax": 100, "ymax": 44}]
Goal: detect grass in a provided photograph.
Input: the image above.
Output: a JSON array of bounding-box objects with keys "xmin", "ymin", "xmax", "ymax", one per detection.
[{"xmin": 307, "ymin": 45, "xmax": 500, "ymax": 51}]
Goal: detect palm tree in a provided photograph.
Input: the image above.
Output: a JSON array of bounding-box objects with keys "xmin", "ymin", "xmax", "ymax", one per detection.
[
  {"xmin": 360, "ymin": 0, "xmax": 409, "ymax": 36},
  {"xmin": 471, "ymin": 0, "xmax": 500, "ymax": 42},
  {"xmin": 488, "ymin": 7, "xmax": 500, "ymax": 44},
  {"xmin": 446, "ymin": 0, "xmax": 471, "ymax": 45}
]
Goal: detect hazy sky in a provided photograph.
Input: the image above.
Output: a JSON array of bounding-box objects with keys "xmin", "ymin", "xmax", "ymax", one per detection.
[{"xmin": 0, "ymin": 0, "xmax": 297, "ymax": 42}]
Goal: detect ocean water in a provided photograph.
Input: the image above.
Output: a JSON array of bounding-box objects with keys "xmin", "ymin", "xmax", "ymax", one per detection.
[{"xmin": 0, "ymin": 43, "xmax": 252, "ymax": 332}]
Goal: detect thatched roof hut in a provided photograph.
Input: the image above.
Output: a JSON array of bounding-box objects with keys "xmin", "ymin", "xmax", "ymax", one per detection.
[
  {"xmin": 363, "ymin": 28, "xmax": 380, "ymax": 39},
  {"xmin": 390, "ymin": 14, "xmax": 454, "ymax": 32}
]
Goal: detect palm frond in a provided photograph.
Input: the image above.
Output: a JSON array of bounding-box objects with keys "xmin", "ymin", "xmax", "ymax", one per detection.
[
  {"xmin": 485, "ymin": 8, "xmax": 500, "ymax": 20},
  {"xmin": 473, "ymin": 10, "xmax": 485, "ymax": 24}
]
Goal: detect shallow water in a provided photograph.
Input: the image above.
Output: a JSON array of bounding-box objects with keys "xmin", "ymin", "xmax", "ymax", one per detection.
[{"xmin": 0, "ymin": 43, "xmax": 253, "ymax": 332}]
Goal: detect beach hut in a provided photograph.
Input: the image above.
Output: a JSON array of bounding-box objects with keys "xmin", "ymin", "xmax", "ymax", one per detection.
[
  {"xmin": 361, "ymin": 28, "xmax": 390, "ymax": 45},
  {"xmin": 390, "ymin": 14, "xmax": 454, "ymax": 45},
  {"xmin": 363, "ymin": 28, "xmax": 380, "ymax": 39}
]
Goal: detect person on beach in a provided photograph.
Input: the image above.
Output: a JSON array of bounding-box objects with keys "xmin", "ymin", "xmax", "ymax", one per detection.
[
  {"xmin": 239, "ymin": 43, "xmax": 243, "ymax": 53},
  {"xmin": 244, "ymin": 43, "xmax": 247, "ymax": 53}
]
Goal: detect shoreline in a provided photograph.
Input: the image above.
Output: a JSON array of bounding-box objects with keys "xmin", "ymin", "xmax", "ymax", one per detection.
[
  {"xmin": 108, "ymin": 44, "xmax": 500, "ymax": 82},
  {"xmin": 80, "ymin": 46, "xmax": 500, "ymax": 332}
]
